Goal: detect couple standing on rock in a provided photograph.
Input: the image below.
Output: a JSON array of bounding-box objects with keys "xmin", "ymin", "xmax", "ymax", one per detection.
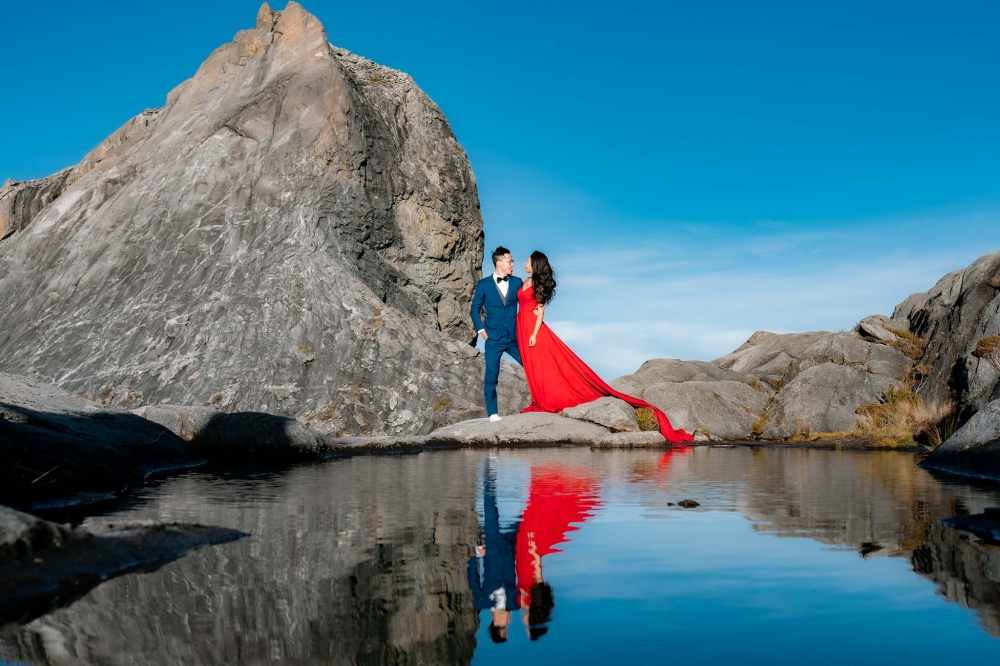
[{"xmin": 470, "ymin": 246, "xmax": 693, "ymax": 444}]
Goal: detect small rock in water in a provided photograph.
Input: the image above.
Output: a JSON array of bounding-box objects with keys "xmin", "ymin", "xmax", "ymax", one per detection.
[
  {"xmin": 678, "ymin": 499, "xmax": 700, "ymax": 508},
  {"xmin": 667, "ymin": 502, "xmax": 675, "ymax": 506}
]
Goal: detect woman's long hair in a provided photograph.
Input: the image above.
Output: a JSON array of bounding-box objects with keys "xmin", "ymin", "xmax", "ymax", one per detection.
[{"xmin": 530, "ymin": 251, "xmax": 557, "ymax": 305}]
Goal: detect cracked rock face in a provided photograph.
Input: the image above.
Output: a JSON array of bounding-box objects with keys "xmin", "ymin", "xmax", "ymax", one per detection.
[
  {"xmin": 893, "ymin": 250, "xmax": 1000, "ymax": 419},
  {"xmin": 0, "ymin": 2, "xmax": 528, "ymax": 435}
]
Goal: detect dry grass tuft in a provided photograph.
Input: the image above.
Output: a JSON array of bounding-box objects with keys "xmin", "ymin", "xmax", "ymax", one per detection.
[
  {"xmin": 974, "ymin": 335, "xmax": 1000, "ymax": 358},
  {"xmin": 635, "ymin": 407, "xmax": 659, "ymax": 432},
  {"xmin": 855, "ymin": 385, "xmax": 957, "ymax": 447},
  {"xmin": 989, "ymin": 275, "xmax": 1000, "ymax": 289},
  {"xmin": 746, "ymin": 379, "xmax": 766, "ymax": 392},
  {"xmin": 771, "ymin": 378, "xmax": 784, "ymax": 391},
  {"xmin": 432, "ymin": 396, "xmax": 452, "ymax": 412},
  {"xmin": 884, "ymin": 326, "xmax": 927, "ymax": 361},
  {"xmin": 750, "ymin": 410, "xmax": 774, "ymax": 436}
]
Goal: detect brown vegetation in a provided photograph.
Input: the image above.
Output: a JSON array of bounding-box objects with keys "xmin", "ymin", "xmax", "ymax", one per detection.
[
  {"xmin": 884, "ymin": 326, "xmax": 927, "ymax": 361},
  {"xmin": 855, "ymin": 385, "xmax": 957, "ymax": 448},
  {"xmin": 635, "ymin": 407, "xmax": 659, "ymax": 432},
  {"xmin": 974, "ymin": 335, "xmax": 1000, "ymax": 358}
]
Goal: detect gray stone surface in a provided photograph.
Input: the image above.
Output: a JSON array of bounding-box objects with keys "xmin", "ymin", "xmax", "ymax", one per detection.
[
  {"xmin": 0, "ymin": 2, "xmax": 529, "ymax": 436},
  {"xmin": 426, "ymin": 412, "xmax": 611, "ymax": 444},
  {"xmin": 855, "ymin": 314, "xmax": 910, "ymax": 343},
  {"xmin": 643, "ymin": 380, "xmax": 770, "ymax": 441},
  {"xmin": 563, "ymin": 396, "xmax": 640, "ymax": 432},
  {"xmin": 609, "ymin": 358, "xmax": 745, "ymax": 398},
  {"xmin": 712, "ymin": 331, "xmax": 830, "ymax": 386},
  {"xmin": 0, "ymin": 504, "xmax": 244, "ymax": 626},
  {"xmin": 761, "ymin": 363, "xmax": 895, "ymax": 439},
  {"xmin": 0, "ymin": 372, "xmax": 205, "ymax": 511},
  {"xmin": 921, "ymin": 398, "xmax": 1000, "ymax": 480},
  {"xmin": 893, "ymin": 250, "xmax": 1000, "ymax": 419},
  {"xmin": 0, "ymin": 169, "xmax": 72, "ymax": 241}
]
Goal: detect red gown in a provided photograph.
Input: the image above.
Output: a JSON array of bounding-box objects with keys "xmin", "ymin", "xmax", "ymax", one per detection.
[
  {"xmin": 515, "ymin": 465, "xmax": 601, "ymax": 605},
  {"xmin": 516, "ymin": 283, "xmax": 694, "ymax": 444}
]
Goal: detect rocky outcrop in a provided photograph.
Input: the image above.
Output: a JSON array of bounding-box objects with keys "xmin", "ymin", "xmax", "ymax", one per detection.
[
  {"xmin": 0, "ymin": 504, "xmax": 244, "ymax": 626},
  {"xmin": 893, "ymin": 251, "xmax": 1000, "ymax": 420},
  {"xmin": 644, "ymin": 381, "xmax": 769, "ymax": 440},
  {"xmin": 0, "ymin": 2, "xmax": 528, "ymax": 437},
  {"xmin": 0, "ymin": 170, "xmax": 73, "ymax": 241},
  {"xmin": 563, "ymin": 396, "xmax": 640, "ymax": 432},
  {"xmin": 0, "ymin": 373, "xmax": 205, "ymax": 511},
  {"xmin": 608, "ymin": 334, "xmax": 912, "ymax": 441},
  {"xmin": 921, "ymin": 398, "xmax": 1000, "ymax": 480}
]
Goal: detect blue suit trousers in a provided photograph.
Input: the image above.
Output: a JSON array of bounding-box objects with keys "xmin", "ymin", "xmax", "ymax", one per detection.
[{"xmin": 484, "ymin": 334, "xmax": 522, "ymax": 416}]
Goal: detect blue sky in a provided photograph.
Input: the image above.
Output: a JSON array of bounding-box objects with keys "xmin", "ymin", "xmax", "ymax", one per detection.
[{"xmin": 4, "ymin": 1, "xmax": 1000, "ymax": 377}]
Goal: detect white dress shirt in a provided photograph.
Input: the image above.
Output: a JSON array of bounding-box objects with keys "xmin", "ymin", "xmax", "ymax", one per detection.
[{"xmin": 494, "ymin": 273, "xmax": 509, "ymax": 299}]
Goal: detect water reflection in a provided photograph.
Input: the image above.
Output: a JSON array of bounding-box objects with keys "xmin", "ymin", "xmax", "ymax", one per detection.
[{"xmin": 2, "ymin": 448, "xmax": 1000, "ymax": 664}]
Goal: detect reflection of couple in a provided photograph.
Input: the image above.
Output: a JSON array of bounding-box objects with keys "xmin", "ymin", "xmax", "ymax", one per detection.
[
  {"xmin": 471, "ymin": 246, "xmax": 693, "ymax": 444},
  {"xmin": 468, "ymin": 459, "xmax": 601, "ymax": 643}
]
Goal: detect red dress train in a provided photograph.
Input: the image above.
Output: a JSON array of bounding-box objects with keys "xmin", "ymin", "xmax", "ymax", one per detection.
[
  {"xmin": 516, "ymin": 283, "xmax": 694, "ymax": 444},
  {"xmin": 515, "ymin": 465, "xmax": 601, "ymax": 607}
]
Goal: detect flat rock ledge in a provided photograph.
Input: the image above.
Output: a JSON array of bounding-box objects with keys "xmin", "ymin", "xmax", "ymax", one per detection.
[{"xmin": 0, "ymin": 505, "xmax": 245, "ymax": 626}]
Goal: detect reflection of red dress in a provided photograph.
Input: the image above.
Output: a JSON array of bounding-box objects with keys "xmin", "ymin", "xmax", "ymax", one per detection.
[
  {"xmin": 515, "ymin": 466, "xmax": 601, "ymax": 602},
  {"xmin": 516, "ymin": 284, "xmax": 694, "ymax": 444}
]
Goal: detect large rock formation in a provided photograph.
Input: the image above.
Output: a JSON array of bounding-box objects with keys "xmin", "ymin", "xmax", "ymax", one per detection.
[
  {"xmin": 0, "ymin": 2, "xmax": 528, "ymax": 437},
  {"xmin": 893, "ymin": 250, "xmax": 1000, "ymax": 420},
  {"xmin": 609, "ymin": 334, "xmax": 912, "ymax": 441},
  {"xmin": 0, "ymin": 372, "xmax": 205, "ymax": 511}
]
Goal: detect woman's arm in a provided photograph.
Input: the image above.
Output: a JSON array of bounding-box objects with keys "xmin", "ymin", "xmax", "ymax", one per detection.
[{"xmin": 529, "ymin": 303, "xmax": 545, "ymax": 347}]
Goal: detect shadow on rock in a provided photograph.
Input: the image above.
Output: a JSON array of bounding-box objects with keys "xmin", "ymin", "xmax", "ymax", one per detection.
[{"xmin": 1, "ymin": 399, "xmax": 205, "ymax": 512}]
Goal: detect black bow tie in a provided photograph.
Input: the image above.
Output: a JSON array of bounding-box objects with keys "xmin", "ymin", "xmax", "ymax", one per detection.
[{"xmin": 496, "ymin": 275, "xmax": 509, "ymax": 283}]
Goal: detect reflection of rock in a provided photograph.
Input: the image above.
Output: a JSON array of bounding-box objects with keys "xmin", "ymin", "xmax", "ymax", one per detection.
[
  {"xmin": 922, "ymin": 398, "xmax": 1000, "ymax": 480},
  {"xmin": 942, "ymin": 509, "xmax": 1000, "ymax": 544},
  {"xmin": 681, "ymin": 447, "xmax": 1000, "ymax": 636},
  {"xmin": 0, "ymin": 2, "xmax": 527, "ymax": 436},
  {"xmin": 0, "ymin": 373, "xmax": 205, "ymax": 511},
  {"xmin": 0, "ymin": 505, "xmax": 244, "ymax": 626},
  {"xmin": 2, "ymin": 453, "xmax": 480, "ymax": 665},
  {"xmin": 910, "ymin": 520, "xmax": 1000, "ymax": 637}
]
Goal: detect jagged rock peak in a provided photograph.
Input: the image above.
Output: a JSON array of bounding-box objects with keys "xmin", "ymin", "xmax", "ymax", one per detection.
[{"xmin": 0, "ymin": 3, "xmax": 523, "ymax": 435}]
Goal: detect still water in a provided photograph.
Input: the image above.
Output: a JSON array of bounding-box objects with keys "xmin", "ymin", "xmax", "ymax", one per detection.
[{"xmin": 3, "ymin": 447, "xmax": 1000, "ymax": 664}]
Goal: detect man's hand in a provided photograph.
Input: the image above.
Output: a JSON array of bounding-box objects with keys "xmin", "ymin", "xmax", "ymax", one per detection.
[{"xmin": 479, "ymin": 330, "xmax": 488, "ymax": 341}]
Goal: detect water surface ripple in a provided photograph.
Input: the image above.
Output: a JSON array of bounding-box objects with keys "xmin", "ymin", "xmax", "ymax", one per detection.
[{"xmin": 3, "ymin": 448, "xmax": 1000, "ymax": 664}]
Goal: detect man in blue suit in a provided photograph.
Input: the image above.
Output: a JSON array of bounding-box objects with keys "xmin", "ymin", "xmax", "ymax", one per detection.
[
  {"xmin": 467, "ymin": 457, "xmax": 520, "ymax": 642},
  {"xmin": 470, "ymin": 246, "xmax": 523, "ymax": 421}
]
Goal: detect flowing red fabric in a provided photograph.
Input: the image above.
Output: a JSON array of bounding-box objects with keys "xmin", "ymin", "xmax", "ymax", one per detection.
[
  {"xmin": 516, "ymin": 284, "xmax": 694, "ymax": 444},
  {"xmin": 515, "ymin": 465, "xmax": 601, "ymax": 603}
]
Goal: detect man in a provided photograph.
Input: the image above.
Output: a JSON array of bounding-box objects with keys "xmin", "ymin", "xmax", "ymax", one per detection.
[
  {"xmin": 467, "ymin": 458, "xmax": 520, "ymax": 643},
  {"xmin": 470, "ymin": 246, "xmax": 523, "ymax": 422}
]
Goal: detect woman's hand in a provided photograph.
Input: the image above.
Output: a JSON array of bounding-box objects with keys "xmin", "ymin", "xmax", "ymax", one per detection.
[{"xmin": 529, "ymin": 333, "xmax": 538, "ymax": 347}]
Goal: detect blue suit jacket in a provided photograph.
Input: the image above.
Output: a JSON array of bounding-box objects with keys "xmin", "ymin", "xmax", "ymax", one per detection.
[{"xmin": 470, "ymin": 275, "xmax": 522, "ymax": 342}]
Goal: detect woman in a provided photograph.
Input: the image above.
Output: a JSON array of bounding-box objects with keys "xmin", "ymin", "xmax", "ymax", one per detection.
[
  {"xmin": 516, "ymin": 251, "xmax": 693, "ymax": 444},
  {"xmin": 515, "ymin": 464, "xmax": 601, "ymax": 640}
]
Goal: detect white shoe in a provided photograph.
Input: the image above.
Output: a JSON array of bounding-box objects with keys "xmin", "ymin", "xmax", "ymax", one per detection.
[{"xmin": 489, "ymin": 414, "xmax": 502, "ymax": 422}]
